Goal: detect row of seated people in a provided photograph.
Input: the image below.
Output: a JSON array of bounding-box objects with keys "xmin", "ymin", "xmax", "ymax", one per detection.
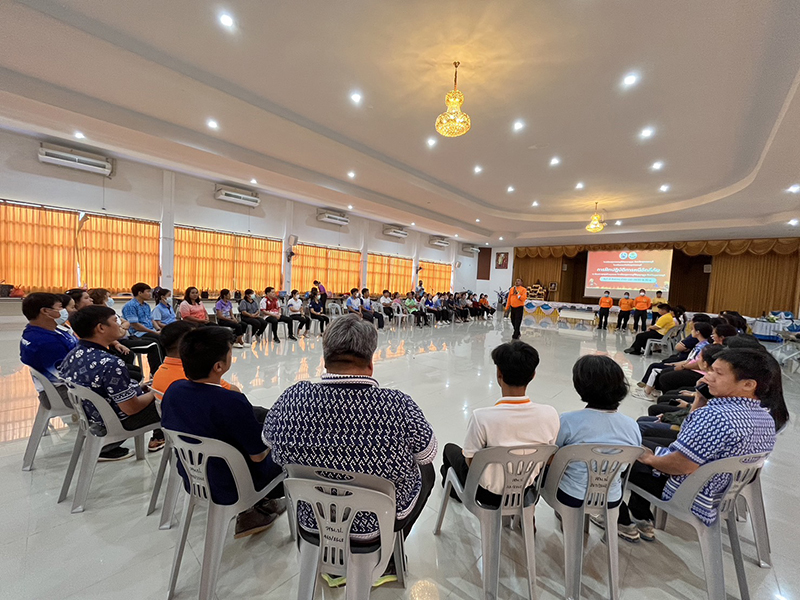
[{"xmin": 21, "ymin": 294, "xmax": 787, "ymax": 587}]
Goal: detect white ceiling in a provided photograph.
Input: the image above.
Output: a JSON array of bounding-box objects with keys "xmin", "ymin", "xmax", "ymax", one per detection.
[{"xmin": 0, "ymin": 0, "xmax": 799, "ymax": 245}]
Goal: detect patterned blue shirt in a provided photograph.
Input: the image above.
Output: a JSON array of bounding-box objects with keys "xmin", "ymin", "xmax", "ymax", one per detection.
[
  {"xmin": 20, "ymin": 324, "xmax": 78, "ymax": 390},
  {"xmin": 262, "ymin": 374, "xmax": 437, "ymax": 539},
  {"xmin": 658, "ymin": 396, "xmax": 775, "ymax": 525},
  {"xmin": 122, "ymin": 298, "xmax": 155, "ymax": 337}
]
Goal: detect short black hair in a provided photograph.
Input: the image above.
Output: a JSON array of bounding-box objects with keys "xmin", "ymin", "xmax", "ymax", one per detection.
[
  {"xmin": 179, "ymin": 326, "xmax": 234, "ymax": 380},
  {"xmin": 65, "ymin": 288, "xmax": 88, "ymax": 304},
  {"xmin": 491, "ymin": 341, "xmax": 540, "ymax": 387},
  {"xmin": 264, "ymin": 286, "xmax": 275, "ymax": 295},
  {"xmin": 131, "ymin": 282, "xmax": 151, "ymax": 296},
  {"xmin": 714, "ymin": 348, "xmax": 776, "ymax": 399},
  {"xmin": 22, "ymin": 293, "xmax": 61, "ymax": 321},
  {"xmin": 657, "ymin": 303, "xmax": 671, "ymax": 312},
  {"xmin": 244, "ymin": 289, "xmax": 254, "ymax": 296},
  {"xmin": 693, "ymin": 321, "xmax": 713, "ymax": 339},
  {"xmin": 572, "ymin": 355, "xmax": 628, "ymax": 410},
  {"xmin": 692, "ymin": 313, "xmax": 711, "ymax": 323},
  {"xmin": 361, "ymin": 288, "xmax": 369, "ymax": 295},
  {"xmin": 655, "ymin": 291, "xmax": 663, "ymax": 295},
  {"xmin": 218, "ymin": 288, "xmax": 230, "ymax": 300},
  {"xmin": 724, "ymin": 334, "xmax": 765, "ymax": 350},
  {"xmin": 383, "ymin": 289, "xmax": 390, "ymax": 294},
  {"xmin": 709, "ymin": 317, "xmax": 727, "ymax": 328},
  {"xmin": 160, "ymin": 320, "xmax": 197, "ymax": 354},
  {"xmin": 713, "ymin": 324, "xmax": 739, "ymax": 340},
  {"xmin": 71, "ymin": 305, "xmax": 116, "ymax": 338},
  {"xmin": 700, "ymin": 343, "xmax": 727, "ymax": 366},
  {"xmin": 350, "ymin": 288, "xmax": 359, "ymax": 294}
]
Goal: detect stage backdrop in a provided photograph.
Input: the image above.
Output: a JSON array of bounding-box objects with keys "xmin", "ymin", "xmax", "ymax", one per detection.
[{"xmin": 584, "ymin": 249, "xmax": 673, "ymax": 298}]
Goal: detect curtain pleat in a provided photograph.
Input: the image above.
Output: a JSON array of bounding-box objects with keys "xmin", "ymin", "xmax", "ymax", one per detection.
[
  {"xmin": 516, "ymin": 238, "xmax": 800, "ymax": 258},
  {"xmin": 366, "ymin": 254, "xmax": 413, "ymax": 294},
  {"xmin": 292, "ymin": 244, "xmax": 361, "ymax": 294},
  {"xmin": 512, "ymin": 256, "xmax": 563, "ymax": 299},
  {"xmin": 419, "ymin": 260, "xmax": 452, "ymax": 293}
]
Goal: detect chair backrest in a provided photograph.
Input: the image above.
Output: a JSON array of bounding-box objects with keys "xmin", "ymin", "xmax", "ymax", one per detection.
[
  {"xmin": 393, "ymin": 304, "xmax": 405, "ymax": 316},
  {"xmin": 65, "ymin": 382, "xmax": 127, "ymax": 438},
  {"xmin": 328, "ymin": 303, "xmax": 342, "ymax": 317},
  {"xmin": 545, "ymin": 444, "xmax": 644, "ymax": 510},
  {"xmin": 28, "ymin": 368, "xmax": 74, "ymax": 414},
  {"xmin": 666, "ymin": 452, "xmax": 769, "ymax": 517},
  {"xmin": 163, "ymin": 428, "xmax": 261, "ymax": 509},
  {"xmin": 283, "ymin": 465, "xmax": 397, "ymax": 580},
  {"xmin": 463, "ymin": 445, "xmax": 558, "ymax": 513}
]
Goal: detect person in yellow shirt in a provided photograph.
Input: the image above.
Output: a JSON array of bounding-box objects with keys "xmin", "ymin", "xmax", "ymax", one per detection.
[
  {"xmin": 617, "ymin": 292, "xmax": 635, "ymax": 332},
  {"xmin": 632, "ymin": 288, "xmax": 652, "ymax": 332},
  {"xmin": 650, "ymin": 291, "xmax": 664, "ymax": 325},
  {"xmin": 505, "ymin": 278, "xmax": 528, "ymax": 340},
  {"xmin": 624, "ymin": 304, "xmax": 676, "ymax": 355},
  {"xmin": 597, "ymin": 291, "xmax": 613, "ymax": 329}
]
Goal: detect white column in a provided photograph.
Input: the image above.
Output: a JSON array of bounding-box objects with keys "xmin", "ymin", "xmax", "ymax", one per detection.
[
  {"xmin": 360, "ymin": 222, "xmax": 368, "ymax": 290},
  {"xmin": 160, "ymin": 171, "xmax": 176, "ymax": 290},
  {"xmin": 412, "ymin": 233, "xmax": 420, "ymax": 291},
  {"xmin": 283, "ymin": 201, "xmax": 293, "ymax": 292}
]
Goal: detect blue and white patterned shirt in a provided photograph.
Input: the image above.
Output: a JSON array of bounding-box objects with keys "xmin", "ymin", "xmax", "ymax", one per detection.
[
  {"xmin": 658, "ymin": 396, "xmax": 775, "ymax": 525},
  {"xmin": 122, "ymin": 298, "xmax": 155, "ymax": 337},
  {"xmin": 262, "ymin": 373, "xmax": 437, "ymax": 539}
]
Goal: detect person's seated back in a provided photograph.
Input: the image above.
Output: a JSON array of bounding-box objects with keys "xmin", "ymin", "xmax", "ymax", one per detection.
[
  {"xmin": 20, "ymin": 293, "xmax": 77, "ymax": 406},
  {"xmin": 160, "ymin": 326, "xmax": 275, "ymax": 504},
  {"xmin": 442, "ymin": 341, "xmax": 559, "ymax": 505},
  {"xmin": 263, "ymin": 314, "xmax": 437, "ymax": 539},
  {"xmin": 58, "ymin": 306, "xmax": 157, "ymax": 432},
  {"xmin": 555, "ymin": 355, "xmax": 641, "ymax": 506}
]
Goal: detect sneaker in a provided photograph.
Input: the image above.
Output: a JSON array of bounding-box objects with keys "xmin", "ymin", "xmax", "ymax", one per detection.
[
  {"xmin": 288, "ymin": 335, "xmax": 298, "ymax": 341},
  {"xmin": 234, "ymin": 506, "xmax": 278, "ymax": 539},
  {"xmin": 258, "ymin": 497, "xmax": 287, "ymax": 516},
  {"xmin": 617, "ymin": 522, "xmax": 641, "ymax": 543},
  {"xmin": 321, "ymin": 573, "xmax": 346, "ymax": 588},
  {"xmin": 589, "ymin": 514, "xmax": 606, "ymax": 529},
  {"xmin": 233, "ymin": 342, "xmax": 244, "ymax": 348},
  {"xmin": 148, "ymin": 437, "xmax": 166, "ymax": 452},
  {"xmin": 98, "ymin": 447, "xmax": 134, "ymax": 462},
  {"xmin": 273, "ymin": 337, "xmax": 281, "ymax": 343},
  {"xmin": 372, "ymin": 559, "xmax": 398, "ymax": 587},
  {"xmin": 634, "ymin": 518, "xmax": 656, "ymax": 541}
]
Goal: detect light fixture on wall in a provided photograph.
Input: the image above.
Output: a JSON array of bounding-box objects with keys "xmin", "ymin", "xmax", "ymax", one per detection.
[
  {"xmin": 585, "ymin": 202, "xmax": 606, "ymax": 233},
  {"xmin": 435, "ymin": 61, "xmax": 471, "ymax": 138}
]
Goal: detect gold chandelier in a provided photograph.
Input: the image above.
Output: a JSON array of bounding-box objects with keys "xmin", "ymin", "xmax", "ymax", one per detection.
[
  {"xmin": 435, "ymin": 61, "xmax": 471, "ymax": 137},
  {"xmin": 585, "ymin": 202, "xmax": 606, "ymax": 233}
]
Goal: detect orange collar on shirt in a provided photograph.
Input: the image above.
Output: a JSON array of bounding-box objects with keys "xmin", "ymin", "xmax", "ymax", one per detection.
[{"xmin": 495, "ymin": 396, "xmax": 531, "ymax": 405}]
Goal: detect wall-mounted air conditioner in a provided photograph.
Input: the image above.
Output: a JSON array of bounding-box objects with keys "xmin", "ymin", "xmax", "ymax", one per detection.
[
  {"xmin": 37, "ymin": 143, "xmax": 114, "ymax": 176},
  {"xmin": 461, "ymin": 244, "xmax": 480, "ymax": 254},
  {"xmin": 429, "ymin": 236, "xmax": 450, "ymax": 248},
  {"xmin": 382, "ymin": 225, "xmax": 408, "ymax": 238},
  {"xmin": 316, "ymin": 209, "xmax": 350, "ymax": 226},
  {"xmin": 214, "ymin": 186, "xmax": 260, "ymax": 207}
]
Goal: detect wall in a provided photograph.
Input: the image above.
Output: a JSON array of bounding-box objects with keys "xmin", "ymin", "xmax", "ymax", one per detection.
[
  {"xmin": 0, "ymin": 129, "xmax": 478, "ymax": 293},
  {"xmin": 473, "ymin": 247, "xmax": 514, "ymax": 304}
]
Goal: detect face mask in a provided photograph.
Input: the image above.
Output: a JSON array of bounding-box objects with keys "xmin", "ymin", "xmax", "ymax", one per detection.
[
  {"xmin": 105, "ymin": 297, "xmax": 115, "ymax": 308},
  {"xmin": 55, "ymin": 308, "xmax": 69, "ymax": 326},
  {"xmin": 624, "ymin": 295, "xmax": 629, "ymax": 299},
  {"xmin": 603, "ymin": 293, "xmax": 609, "ymax": 297},
  {"xmin": 640, "ymin": 292, "xmax": 645, "ymax": 296},
  {"xmin": 163, "ymin": 297, "xmax": 171, "ymax": 305}
]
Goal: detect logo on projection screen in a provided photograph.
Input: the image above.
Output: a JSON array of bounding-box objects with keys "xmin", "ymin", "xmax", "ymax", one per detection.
[{"xmin": 618, "ymin": 251, "xmax": 638, "ymax": 260}]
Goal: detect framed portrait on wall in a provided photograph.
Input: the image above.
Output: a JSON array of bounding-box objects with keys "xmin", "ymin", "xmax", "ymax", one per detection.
[
  {"xmin": 549, "ymin": 281, "xmax": 558, "ymax": 291},
  {"xmin": 495, "ymin": 252, "xmax": 509, "ymax": 270}
]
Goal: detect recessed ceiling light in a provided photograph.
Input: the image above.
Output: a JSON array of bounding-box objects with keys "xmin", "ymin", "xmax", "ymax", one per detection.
[
  {"xmin": 499, "ymin": 237, "xmax": 504, "ymax": 241},
  {"xmin": 426, "ymin": 137, "xmax": 437, "ymax": 148},
  {"xmin": 347, "ymin": 171, "xmax": 355, "ymax": 178},
  {"xmin": 651, "ymin": 161, "xmax": 664, "ymax": 171},
  {"xmin": 347, "ymin": 204, "xmax": 353, "ymax": 210},
  {"xmin": 640, "ymin": 126, "xmax": 655, "ymax": 139},
  {"xmin": 250, "ymin": 178, "xmax": 257, "ymax": 184},
  {"xmin": 622, "ymin": 73, "xmax": 639, "ymax": 87},
  {"xmin": 74, "ymin": 131, "xmax": 85, "ymax": 139},
  {"xmin": 455, "ymin": 234, "xmax": 459, "ymax": 238},
  {"xmin": 789, "ymin": 219, "xmax": 799, "ymax": 226},
  {"xmin": 615, "ymin": 220, "xmax": 622, "ymax": 226},
  {"xmin": 659, "ymin": 184, "xmax": 670, "ymax": 192},
  {"xmin": 350, "ymin": 92, "xmax": 362, "ymax": 104},
  {"xmin": 207, "ymin": 119, "xmax": 218, "ymax": 129},
  {"xmin": 788, "ymin": 184, "xmax": 800, "ymax": 193},
  {"xmin": 219, "ymin": 13, "xmax": 234, "ymax": 28},
  {"xmin": 475, "ymin": 218, "xmax": 480, "ymax": 222},
  {"xmin": 411, "ymin": 222, "xmax": 415, "ymax": 226},
  {"xmin": 513, "ymin": 120, "xmax": 525, "ymax": 131},
  {"xmin": 550, "ymin": 156, "xmax": 560, "ymax": 166},
  {"xmin": 507, "ymin": 186, "xmax": 515, "ymax": 193},
  {"xmin": 531, "ymin": 201, "xmax": 539, "ymax": 207},
  {"xmin": 474, "ymin": 165, "xmax": 483, "ymax": 174},
  {"xmin": 575, "ymin": 182, "xmax": 584, "ymax": 190},
  {"xmin": 485, "ymin": 242, "xmax": 489, "ymax": 246}
]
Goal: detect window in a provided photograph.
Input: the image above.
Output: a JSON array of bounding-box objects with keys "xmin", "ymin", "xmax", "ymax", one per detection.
[
  {"xmin": 366, "ymin": 254, "xmax": 413, "ymax": 294},
  {"xmin": 78, "ymin": 213, "xmax": 160, "ymax": 293},
  {"xmin": 419, "ymin": 260, "xmax": 452, "ymax": 293},
  {"xmin": 292, "ymin": 244, "xmax": 361, "ymax": 294},
  {"xmin": 0, "ymin": 201, "xmax": 77, "ymax": 293}
]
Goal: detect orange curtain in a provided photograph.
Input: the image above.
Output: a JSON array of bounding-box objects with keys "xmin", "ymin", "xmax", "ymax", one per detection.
[
  {"xmin": 366, "ymin": 254, "xmax": 413, "ymax": 294},
  {"xmin": 174, "ymin": 227, "xmax": 236, "ymax": 295},
  {"xmin": 0, "ymin": 201, "xmax": 77, "ymax": 292},
  {"xmin": 78, "ymin": 214, "xmax": 160, "ymax": 293},
  {"xmin": 235, "ymin": 236, "xmax": 283, "ymax": 292},
  {"xmin": 292, "ymin": 244, "xmax": 361, "ymax": 294},
  {"xmin": 515, "ymin": 238, "xmax": 800, "ymax": 258},
  {"xmin": 419, "ymin": 260, "xmax": 452, "ymax": 293}
]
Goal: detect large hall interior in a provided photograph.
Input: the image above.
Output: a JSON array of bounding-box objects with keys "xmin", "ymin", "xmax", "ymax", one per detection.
[{"xmin": 1, "ymin": 2, "xmax": 800, "ymax": 600}]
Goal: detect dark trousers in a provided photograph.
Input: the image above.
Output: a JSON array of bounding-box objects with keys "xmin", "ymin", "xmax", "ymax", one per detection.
[
  {"xmin": 618, "ymin": 446, "xmax": 669, "ymax": 525},
  {"xmin": 217, "ymin": 317, "xmax": 245, "ymax": 338},
  {"xmin": 290, "ymin": 314, "xmax": 311, "ymax": 332},
  {"xmin": 617, "ymin": 310, "xmax": 631, "ymax": 331},
  {"xmin": 240, "ymin": 316, "xmax": 268, "ymax": 337},
  {"xmin": 121, "ymin": 400, "xmax": 163, "ymax": 440},
  {"xmin": 411, "ymin": 310, "xmax": 428, "ymax": 326},
  {"xmin": 428, "ymin": 308, "xmax": 442, "ymax": 323},
  {"xmin": 598, "ymin": 307, "xmax": 610, "ymax": 329},
  {"xmin": 631, "ymin": 330, "xmax": 662, "ymax": 353},
  {"xmin": 319, "ymin": 293, "xmax": 328, "ymax": 312},
  {"xmin": 362, "ymin": 311, "xmax": 384, "ymax": 329},
  {"xmin": 633, "ymin": 309, "xmax": 649, "ymax": 332},
  {"xmin": 642, "ymin": 362, "xmax": 673, "ymax": 384},
  {"xmin": 119, "ymin": 333, "xmax": 164, "ymax": 372},
  {"xmin": 510, "ymin": 305, "xmax": 524, "ymax": 338},
  {"xmin": 382, "ymin": 306, "xmax": 394, "ymax": 321},
  {"xmin": 442, "ymin": 443, "xmax": 504, "ymax": 506},
  {"xmin": 310, "ymin": 313, "xmax": 329, "ymax": 333},
  {"xmin": 651, "ymin": 311, "xmax": 659, "ymax": 326},
  {"xmin": 655, "ymin": 368, "xmax": 703, "ymax": 392},
  {"xmin": 265, "ymin": 314, "xmax": 295, "ymax": 339}
]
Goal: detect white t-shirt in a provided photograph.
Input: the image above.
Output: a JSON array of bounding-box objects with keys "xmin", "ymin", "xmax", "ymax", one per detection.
[
  {"xmin": 462, "ymin": 397, "xmax": 560, "ymax": 494},
  {"xmin": 380, "ymin": 296, "xmax": 392, "ymax": 306},
  {"xmin": 287, "ymin": 298, "xmax": 303, "ymax": 313}
]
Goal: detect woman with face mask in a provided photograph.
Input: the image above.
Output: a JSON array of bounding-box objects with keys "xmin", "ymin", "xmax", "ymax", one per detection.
[{"xmin": 151, "ymin": 288, "xmax": 177, "ymax": 329}]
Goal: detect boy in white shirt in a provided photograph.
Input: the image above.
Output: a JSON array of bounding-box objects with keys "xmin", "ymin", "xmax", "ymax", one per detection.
[{"xmin": 441, "ymin": 341, "xmax": 560, "ymax": 506}]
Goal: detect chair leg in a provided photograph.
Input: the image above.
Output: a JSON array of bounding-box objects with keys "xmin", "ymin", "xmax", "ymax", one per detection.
[
  {"xmin": 160, "ymin": 463, "xmax": 181, "ymax": 530},
  {"xmin": 22, "ymin": 406, "xmax": 52, "ymax": 471},
  {"xmin": 561, "ymin": 508, "xmax": 586, "ymax": 600},
  {"xmin": 134, "ymin": 434, "xmax": 145, "ymax": 460},
  {"xmin": 71, "ymin": 435, "xmax": 104, "ymax": 513},
  {"xmin": 167, "ymin": 494, "xmax": 194, "ymax": 600},
  {"xmin": 346, "ymin": 550, "xmax": 381, "ymax": 600},
  {"xmin": 654, "ymin": 507, "xmax": 668, "ymax": 530},
  {"xmin": 296, "ymin": 537, "xmax": 320, "ymax": 600},
  {"xmin": 393, "ymin": 533, "xmax": 407, "ymax": 588},
  {"xmin": 286, "ymin": 497, "xmax": 297, "ymax": 541},
  {"xmin": 521, "ymin": 504, "xmax": 538, "ymax": 600},
  {"xmin": 605, "ymin": 507, "xmax": 622, "ymax": 600},
  {"xmin": 432, "ymin": 476, "xmax": 453, "ymax": 535},
  {"xmin": 742, "ymin": 479, "xmax": 771, "ymax": 568},
  {"xmin": 58, "ymin": 429, "xmax": 85, "ymax": 503},
  {"xmin": 695, "ymin": 521, "xmax": 726, "ymax": 600},
  {"xmin": 726, "ymin": 512, "xmax": 751, "ymax": 600},
  {"xmin": 147, "ymin": 442, "xmax": 171, "ymax": 516},
  {"xmin": 478, "ymin": 510, "xmax": 503, "ymax": 600},
  {"xmin": 199, "ymin": 505, "xmax": 232, "ymax": 600}
]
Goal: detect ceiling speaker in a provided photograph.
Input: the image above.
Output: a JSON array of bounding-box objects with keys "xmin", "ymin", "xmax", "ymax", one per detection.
[
  {"xmin": 455, "ymin": 261, "xmax": 462, "ymax": 269},
  {"xmin": 288, "ymin": 234, "xmax": 298, "ymax": 246}
]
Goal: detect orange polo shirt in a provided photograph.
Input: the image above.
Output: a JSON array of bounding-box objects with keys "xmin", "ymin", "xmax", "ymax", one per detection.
[
  {"xmin": 618, "ymin": 297, "xmax": 635, "ymax": 312},
  {"xmin": 505, "ymin": 286, "xmax": 528, "ymax": 309},
  {"xmin": 151, "ymin": 356, "xmax": 231, "ymax": 400},
  {"xmin": 599, "ymin": 296, "xmax": 613, "ymax": 308},
  {"xmin": 633, "ymin": 295, "xmax": 652, "ymax": 311}
]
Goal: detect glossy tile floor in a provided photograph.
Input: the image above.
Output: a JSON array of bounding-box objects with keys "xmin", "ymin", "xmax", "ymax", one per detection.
[{"xmin": 0, "ymin": 316, "xmax": 797, "ymax": 600}]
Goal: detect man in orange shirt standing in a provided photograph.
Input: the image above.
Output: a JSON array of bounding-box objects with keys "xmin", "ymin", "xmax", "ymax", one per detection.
[
  {"xmin": 597, "ymin": 291, "xmax": 613, "ymax": 330},
  {"xmin": 617, "ymin": 292, "xmax": 635, "ymax": 332},
  {"xmin": 505, "ymin": 278, "xmax": 528, "ymax": 340},
  {"xmin": 632, "ymin": 288, "xmax": 652, "ymax": 333}
]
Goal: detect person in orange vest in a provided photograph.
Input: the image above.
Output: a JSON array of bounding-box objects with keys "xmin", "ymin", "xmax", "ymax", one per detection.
[
  {"xmin": 632, "ymin": 288, "xmax": 652, "ymax": 332},
  {"xmin": 505, "ymin": 278, "xmax": 528, "ymax": 340},
  {"xmin": 617, "ymin": 292, "xmax": 635, "ymax": 332},
  {"xmin": 597, "ymin": 291, "xmax": 613, "ymax": 330}
]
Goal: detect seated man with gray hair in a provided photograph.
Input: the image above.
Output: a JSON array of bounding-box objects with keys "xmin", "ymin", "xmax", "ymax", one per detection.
[{"xmin": 262, "ymin": 314, "xmax": 437, "ymax": 585}]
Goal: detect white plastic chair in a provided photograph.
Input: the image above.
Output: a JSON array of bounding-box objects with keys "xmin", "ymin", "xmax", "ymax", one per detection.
[
  {"xmin": 327, "ymin": 302, "xmax": 344, "ymax": 320},
  {"xmin": 283, "ymin": 464, "xmax": 407, "ymax": 600},
  {"xmin": 58, "ymin": 382, "xmax": 159, "ymax": 512},
  {"xmin": 393, "ymin": 304, "xmax": 410, "ymax": 328},
  {"xmin": 644, "ymin": 324, "xmax": 682, "ymax": 356},
  {"xmin": 165, "ymin": 429, "xmax": 286, "ymax": 600},
  {"xmin": 433, "ymin": 445, "xmax": 558, "ymax": 600},
  {"xmin": 540, "ymin": 444, "xmax": 644, "ymax": 600},
  {"xmin": 628, "ymin": 452, "xmax": 769, "ymax": 600},
  {"xmin": 736, "ymin": 471, "xmax": 771, "ymax": 568},
  {"xmin": 128, "ymin": 339, "xmax": 163, "ymax": 374},
  {"xmin": 22, "ymin": 368, "xmax": 76, "ymax": 471}
]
